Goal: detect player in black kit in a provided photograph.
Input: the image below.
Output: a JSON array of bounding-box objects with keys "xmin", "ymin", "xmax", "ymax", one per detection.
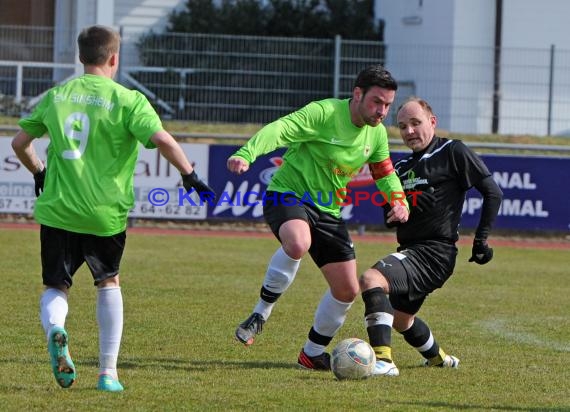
[{"xmin": 361, "ymin": 97, "xmax": 503, "ymax": 377}]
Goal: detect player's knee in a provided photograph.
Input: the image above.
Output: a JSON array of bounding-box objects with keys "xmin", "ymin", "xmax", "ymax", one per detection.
[
  {"xmin": 282, "ymin": 240, "xmax": 309, "ymax": 259},
  {"xmin": 331, "ymin": 284, "xmax": 360, "ymax": 303},
  {"xmin": 332, "ymin": 287, "xmax": 359, "ymax": 303},
  {"xmin": 98, "ymin": 275, "xmax": 120, "ymax": 288},
  {"xmin": 359, "ymin": 269, "xmax": 387, "ymax": 292}
]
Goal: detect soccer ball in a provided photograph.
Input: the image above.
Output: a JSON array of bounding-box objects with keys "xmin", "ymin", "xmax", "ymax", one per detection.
[{"xmin": 331, "ymin": 338, "xmax": 376, "ymax": 380}]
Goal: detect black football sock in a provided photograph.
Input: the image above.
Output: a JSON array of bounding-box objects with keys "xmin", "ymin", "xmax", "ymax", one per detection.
[
  {"xmin": 363, "ymin": 287, "xmax": 394, "ymax": 362},
  {"xmin": 400, "ymin": 317, "xmax": 446, "ymax": 364}
]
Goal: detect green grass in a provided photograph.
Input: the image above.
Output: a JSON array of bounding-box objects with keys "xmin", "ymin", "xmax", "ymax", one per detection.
[{"xmin": 0, "ymin": 227, "xmax": 569, "ymax": 411}]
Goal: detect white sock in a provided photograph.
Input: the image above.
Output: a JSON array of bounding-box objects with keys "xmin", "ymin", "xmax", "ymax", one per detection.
[
  {"xmin": 303, "ymin": 289, "xmax": 353, "ymax": 357},
  {"xmin": 252, "ymin": 299, "xmax": 275, "ymax": 321},
  {"xmin": 303, "ymin": 341, "xmax": 327, "ymax": 358},
  {"xmin": 253, "ymin": 247, "xmax": 300, "ymax": 320},
  {"xmin": 97, "ymin": 286, "xmax": 123, "ymax": 379},
  {"xmin": 39, "ymin": 288, "xmax": 68, "ymax": 341}
]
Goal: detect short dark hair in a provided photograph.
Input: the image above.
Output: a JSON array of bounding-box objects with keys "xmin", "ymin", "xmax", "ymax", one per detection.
[
  {"xmin": 397, "ymin": 96, "xmax": 435, "ymax": 117},
  {"xmin": 354, "ymin": 65, "xmax": 398, "ymax": 94},
  {"xmin": 77, "ymin": 25, "xmax": 120, "ymax": 66}
]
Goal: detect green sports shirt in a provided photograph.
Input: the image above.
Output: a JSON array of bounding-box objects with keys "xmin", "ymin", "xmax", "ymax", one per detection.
[
  {"xmin": 19, "ymin": 74, "xmax": 162, "ymax": 236},
  {"xmin": 232, "ymin": 98, "xmax": 405, "ymax": 218}
]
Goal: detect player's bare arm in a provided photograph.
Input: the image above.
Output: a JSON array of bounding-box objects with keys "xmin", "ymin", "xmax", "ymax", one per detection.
[
  {"xmin": 150, "ymin": 130, "xmax": 194, "ymax": 175},
  {"xmin": 11, "ymin": 130, "xmax": 44, "ymax": 174},
  {"xmin": 150, "ymin": 131, "xmax": 216, "ymax": 202},
  {"xmin": 227, "ymin": 156, "xmax": 250, "ymax": 174}
]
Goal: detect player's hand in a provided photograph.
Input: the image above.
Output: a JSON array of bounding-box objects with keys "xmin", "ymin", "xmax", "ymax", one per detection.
[
  {"xmin": 407, "ymin": 187, "xmax": 436, "ymax": 213},
  {"xmin": 469, "ymin": 238, "xmax": 493, "ymax": 264},
  {"xmin": 386, "ymin": 203, "xmax": 409, "ymax": 225},
  {"xmin": 34, "ymin": 168, "xmax": 46, "ymax": 197},
  {"xmin": 181, "ymin": 171, "xmax": 217, "ymax": 204},
  {"xmin": 227, "ymin": 157, "xmax": 250, "ymax": 175}
]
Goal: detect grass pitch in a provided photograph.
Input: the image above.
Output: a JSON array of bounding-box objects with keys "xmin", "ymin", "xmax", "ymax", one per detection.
[{"xmin": 0, "ymin": 226, "xmax": 568, "ymax": 411}]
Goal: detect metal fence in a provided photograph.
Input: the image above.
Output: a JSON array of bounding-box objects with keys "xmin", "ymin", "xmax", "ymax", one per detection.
[
  {"xmin": 1, "ymin": 25, "xmax": 569, "ymax": 135},
  {"xmin": 0, "ymin": 28, "xmax": 407, "ymax": 124}
]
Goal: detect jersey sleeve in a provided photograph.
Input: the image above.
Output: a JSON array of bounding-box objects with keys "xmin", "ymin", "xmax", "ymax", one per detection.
[
  {"xmin": 367, "ymin": 125, "xmax": 390, "ymax": 163},
  {"xmin": 472, "ymin": 176, "xmax": 503, "ymax": 240},
  {"xmin": 450, "ymin": 141, "xmax": 492, "ymax": 190},
  {"xmin": 375, "ymin": 172, "xmax": 409, "ymax": 209},
  {"xmin": 18, "ymin": 93, "xmax": 50, "ymax": 138},
  {"xmin": 368, "ymin": 127, "xmax": 409, "ymax": 209},
  {"xmin": 126, "ymin": 91, "xmax": 164, "ymax": 149},
  {"xmin": 231, "ymin": 101, "xmax": 325, "ymax": 164}
]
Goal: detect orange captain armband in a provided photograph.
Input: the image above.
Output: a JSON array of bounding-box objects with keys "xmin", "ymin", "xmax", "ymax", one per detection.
[{"xmin": 369, "ymin": 158, "xmax": 395, "ymax": 180}]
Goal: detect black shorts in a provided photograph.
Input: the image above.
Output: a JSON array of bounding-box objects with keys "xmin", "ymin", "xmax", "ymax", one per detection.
[
  {"xmin": 371, "ymin": 241, "xmax": 457, "ymax": 314},
  {"xmin": 40, "ymin": 225, "xmax": 126, "ymax": 288},
  {"xmin": 263, "ymin": 191, "xmax": 355, "ymax": 268}
]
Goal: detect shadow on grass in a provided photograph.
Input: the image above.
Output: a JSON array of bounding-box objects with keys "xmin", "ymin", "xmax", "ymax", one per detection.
[
  {"xmin": 117, "ymin": 357, "xmax": 296, "ymax": 372},
  {"xmin": 3, "ymin": 355, "xmax": 300, "ymax": 372},
  {"xmin": 4, "ymin": 357, "xmax": 568, "ymax": 410},
  {"xmin": 391, "ymin": 400, "xmax": 568, "ymax": 412}
]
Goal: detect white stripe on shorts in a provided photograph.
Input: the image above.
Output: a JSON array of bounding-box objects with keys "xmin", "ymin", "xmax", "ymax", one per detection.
[{"xmin": 390, "ymin": 252, "xmax": 407, "ymax": 260}]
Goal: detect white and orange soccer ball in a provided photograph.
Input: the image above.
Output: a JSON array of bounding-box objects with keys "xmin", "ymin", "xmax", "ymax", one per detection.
[{"xmin": 331, "ymin": 338, "xmax": 376, "ymax": 380}]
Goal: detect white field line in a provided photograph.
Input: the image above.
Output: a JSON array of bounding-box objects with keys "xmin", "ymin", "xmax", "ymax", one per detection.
[{"xmin": 478, "ymin": 319, "xmax": 570, "ymax": 352}]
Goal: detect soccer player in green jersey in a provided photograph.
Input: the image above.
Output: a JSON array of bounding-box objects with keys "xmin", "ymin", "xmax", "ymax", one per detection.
[
  {"xmin": 227, "ymin": 65, "xmax": 409, "ymax": 370},
  {"xmin": 11, "ymin": 25, "xmax": 215, "ymax": 391}
]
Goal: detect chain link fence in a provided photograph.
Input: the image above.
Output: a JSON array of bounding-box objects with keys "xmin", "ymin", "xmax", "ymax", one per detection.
[{"xmin": 1, "ymin": 25, "xmax": 568, "ymax": 135}]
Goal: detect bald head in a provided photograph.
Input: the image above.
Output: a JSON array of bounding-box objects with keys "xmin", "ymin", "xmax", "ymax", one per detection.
[{"xmin": 396, "ymin": 97, "xmax": 437, "ymax": 152}]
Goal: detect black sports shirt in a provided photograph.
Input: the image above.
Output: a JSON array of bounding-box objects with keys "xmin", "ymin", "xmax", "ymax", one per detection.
[{"xmin": 394, "ymin": 136, "xmax": 494, "ymax": 247}]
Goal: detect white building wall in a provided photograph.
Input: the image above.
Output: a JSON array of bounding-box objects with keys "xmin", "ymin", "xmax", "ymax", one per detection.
[
  {"xmin": 502, "ymin": 0, "xmax": 569, "ymax": 48},
  {"xmin": 376, "ymin": 0, "xmax": 495, "ymax": 133},
  {"xmin": 48, "ymin": 0, "xmax": 570, "ymax": 135},
  {"xmin": 376, "ymin": 0, "xmax": 570, "ymax": 135},
  {"xmin": 449, "ymin": 1, "xmax": 495, "ymax": 134},
  {"xmin": 53, "ymin": 0, "xmax": 97, "ymax": 64},
  {"xmin": 53, "ymin": 0, "xmax": 97, "ymax": 78},
  {"xmin": 114, "ymin": 0, "xmax": 187, "ymax": 66},
  {"xmin": 500, "ymin": 0, "xmax": 570, "ymax": 135},
  {"xmin": 53, "ymin": 0, "xmax": 186, "ymax": 69}
]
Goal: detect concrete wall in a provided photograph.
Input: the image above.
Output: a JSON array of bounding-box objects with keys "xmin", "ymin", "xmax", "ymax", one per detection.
[
  {"xmin": 375, "ymin": 0, "xmax": 570, "ymax": 135},
  {"xmin": 114, "ymin": 0, "xmax": 186, "ymax": 66},
  {"xmin": 52, "ymin": 0, "xmax": 186, "ymax": 69}
]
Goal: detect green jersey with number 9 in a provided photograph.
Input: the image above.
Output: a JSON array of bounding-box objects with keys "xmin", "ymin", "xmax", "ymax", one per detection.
[{"xmin": 18, "ymin": 74, "xmax": 162, "ymax": 236}]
